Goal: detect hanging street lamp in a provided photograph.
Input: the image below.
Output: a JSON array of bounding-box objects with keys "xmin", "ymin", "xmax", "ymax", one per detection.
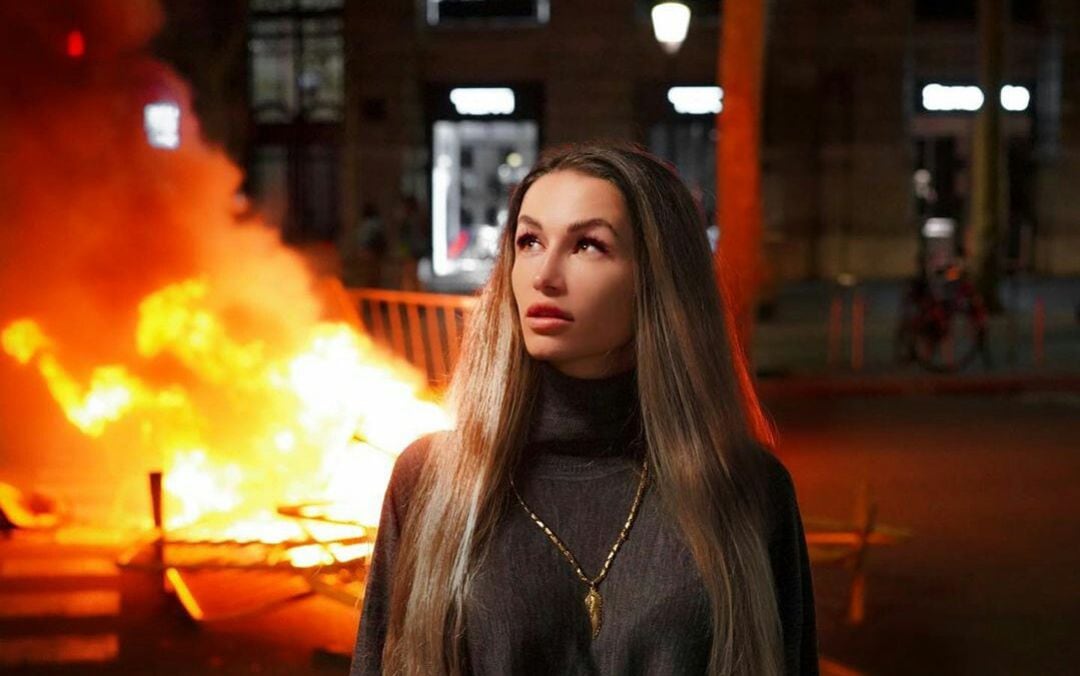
[{"xmin": 651, "ymin": 2, "xmax": 692, "ymax": 55}]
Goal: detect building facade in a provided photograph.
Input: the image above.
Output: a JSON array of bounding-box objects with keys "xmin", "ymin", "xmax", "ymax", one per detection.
[{"xmin": 159, "ymin": 0, "xmax": 1080, "ymax": 288}]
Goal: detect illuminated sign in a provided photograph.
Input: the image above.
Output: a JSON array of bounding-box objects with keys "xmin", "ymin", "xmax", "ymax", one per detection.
[
  {"xmin": 449, "ymin": 88, "xmax": 515, "ymax": 116},
  {"xmin": 920, "ymin": 83, "xmax": 1031, "ymax": 112},
  {"xmin": 999, "ymin": 85, "xmax": 1031, "ymax": 112},
  {"xmin": 667, "ymin": 86, "xmax": 723, "ymax": 115},
  {"xmin": 144, "ymin": 102, "xmax": 180, "ymax": 149},
  {"xmin": 922, "ymin": 217, "xmax": 956, "ymax": 239},
  {"xmin": 922, "ymin": 84, "xmax": 984, "ymax": 112}
]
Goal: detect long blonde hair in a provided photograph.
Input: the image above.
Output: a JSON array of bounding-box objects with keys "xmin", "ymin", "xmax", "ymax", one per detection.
[{"xmin": 383, "ymin": 141, "xmax": 783, "ymax": 675}]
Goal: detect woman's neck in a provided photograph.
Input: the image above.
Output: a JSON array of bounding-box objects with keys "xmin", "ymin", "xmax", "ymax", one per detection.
[{"xmin": 526, "ymin": 361, "xmax": 643, "ymax": 457}]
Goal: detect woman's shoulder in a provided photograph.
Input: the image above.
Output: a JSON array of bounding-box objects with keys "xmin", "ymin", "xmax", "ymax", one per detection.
[
  {"xmin": 754, "ymin": 445, "xmax": 795, "ymax": 494},
  {"xmin": 745, "ymin": 443, "xmax": 801, "ymax": 537},
  {"xmin": 385, "ymin": 431, "xmax": 448, "ymax": 510},
  {"xmin": 392, "ymin": 431, "xmax": 440, "ymax": 477}
]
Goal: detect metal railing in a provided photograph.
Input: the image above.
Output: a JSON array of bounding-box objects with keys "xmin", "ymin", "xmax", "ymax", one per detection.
[{"xmin": 339, "ymin": 286, "xmax": 477, "ymax": 388}]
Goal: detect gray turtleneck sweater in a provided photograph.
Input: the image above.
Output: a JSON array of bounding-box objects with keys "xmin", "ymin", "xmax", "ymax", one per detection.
[{"xmin": 350, "ymin": 365, "xmax": 818, "ymax": 675}]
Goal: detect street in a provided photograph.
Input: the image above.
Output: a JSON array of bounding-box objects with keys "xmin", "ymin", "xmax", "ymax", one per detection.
[
  {"xmin": 1, "ymin": 391, "xmax": 1077, "ymax": 675},
  {"xmin": 767, "ymin": 391, "xmax": 1080, "ymax": 675}
]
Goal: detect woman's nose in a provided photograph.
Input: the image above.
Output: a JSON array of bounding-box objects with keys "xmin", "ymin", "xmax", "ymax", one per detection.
[{"xmin": 532, "ymin": 253, "xmax": 564, "ymax": 293}]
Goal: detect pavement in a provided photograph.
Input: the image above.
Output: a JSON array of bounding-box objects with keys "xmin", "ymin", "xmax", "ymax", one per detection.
[
  {"xmin": 765, "ymin": 392, "xmax": 1080, "ymax": 676},
  {"xmin": 752, "ymin": 275, "xmax": 1080, "ymax": 395},
  {"xmin": 0, "ymin": 528, "xmax": 357, "ymax": 675},
  {"xmin": 0, "ymin": 532, "xmax": 123, "ymax": 672},
  {"xmin": 3, "ymin": 391, "xmax": 1076, "ymax": 675}
]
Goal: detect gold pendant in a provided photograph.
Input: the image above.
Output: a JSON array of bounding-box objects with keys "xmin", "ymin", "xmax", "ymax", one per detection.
[{"xmin": 584, "ymin": 586, "xmax": 603, "ymax": 639}]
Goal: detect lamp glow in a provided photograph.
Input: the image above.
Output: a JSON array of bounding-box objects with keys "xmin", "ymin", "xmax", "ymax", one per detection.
[
  {"xmin": 66, "ymin": 30, "xmax": 85, "ymax": 58},
  {"xmin": 667, "ymin": 86, "xmax": 723, "ymax": 115},
  {"xmin": 1000, "ymin": 85, "xmax": 1031, "ymax": 112},
  {"xmin": 144, "ymin": 102, "xmax": 180, "ymax": 149},
  {"xmin": 651, "ymin": 2, "xmax": 691, "ymax": 55},
  {"xmin": 922, "ymin": 217, "xmax": 956, "ymax": 239},
  {"xmin": 449, "ymin": 88, "xmax": 515, "ymax": 116},
  {"xmin": 921, "ymin": 83, "xmax": 1031, "ymax": 113},
  {"xmin": 922, "ymin": 84, "xmax": 984, "ymax": 112}
]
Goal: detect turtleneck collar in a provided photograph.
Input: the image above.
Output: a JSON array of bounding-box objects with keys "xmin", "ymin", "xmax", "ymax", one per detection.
[{"xmin": 526, "ymin": 361, "xmax": 643, "ymax": 459}]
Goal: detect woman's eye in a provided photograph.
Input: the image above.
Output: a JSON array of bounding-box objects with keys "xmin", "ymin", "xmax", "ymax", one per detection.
[
  {"xmin": 515, "ymin": 234, "xmax": 539, "ymax": 249},
  {"xmin": 575, "ymin": 237, "xmax": 609, "ymax": 254}
]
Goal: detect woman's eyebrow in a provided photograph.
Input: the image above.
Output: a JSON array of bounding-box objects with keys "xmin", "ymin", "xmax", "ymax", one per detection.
[{"xmin": 517, "ymin": 214, "xmax": 619, "ymax": 238}]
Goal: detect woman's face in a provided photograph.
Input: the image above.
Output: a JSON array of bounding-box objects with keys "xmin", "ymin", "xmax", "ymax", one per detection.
[{"xmin": 511, "ymin": 170, "xmax": 636, "ymax": 379}]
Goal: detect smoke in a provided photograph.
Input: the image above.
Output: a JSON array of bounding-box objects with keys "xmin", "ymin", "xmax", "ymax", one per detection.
[{"xmin": 0, "ymin": 1, "xmax": 328, "ymax": 520}]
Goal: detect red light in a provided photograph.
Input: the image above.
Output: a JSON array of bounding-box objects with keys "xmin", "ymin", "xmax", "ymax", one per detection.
[{"xmin": 66, "ymin": 30, "xmax": 85, "ymax": 58}]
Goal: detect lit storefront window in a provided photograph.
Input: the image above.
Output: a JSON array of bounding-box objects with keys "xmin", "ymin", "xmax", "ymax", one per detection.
[
  {"xmin": 425, "ymin": 84, "xmax": 541, "ymax": 289},
  {"xmin": 431, "ymin": 121, "xmax": 537, "ymax": 278}
]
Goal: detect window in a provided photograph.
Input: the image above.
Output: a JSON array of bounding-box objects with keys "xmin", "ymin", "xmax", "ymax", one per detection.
[
  {"xmin": 249, "ymin": 18, "xmax": 297, "ymax": 122},
  {"xmin": 246, "ymin": 0, "xmax": 344, "ymax": 242},
  {"xmin": 299, "ymin": 17, "xmax": 345, "ymax": 122},
  {"xmin": 249, "ymin": 0, "xmax": 344, "ymax": 123}
]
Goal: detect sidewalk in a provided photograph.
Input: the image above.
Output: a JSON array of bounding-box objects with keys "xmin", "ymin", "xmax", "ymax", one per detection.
[{"xmin": 751, "ymin": 276, "xmax": 1080, "ymax": 396}]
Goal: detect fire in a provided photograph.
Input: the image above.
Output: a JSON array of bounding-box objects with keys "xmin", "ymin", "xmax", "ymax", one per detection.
[
  {"xmin": 2, "ymin": 318, "xmax": 182, "ymax": 438},
  {"xmin": 136, "ymin": 279, "xmax": 266, "ymax": 384},
  {"xmin": 2, "ymin": 278, "xmax": 451, "ymax": 544},
  {"xmin": 164, "ymin": 449, "xmax": 244, "ymax": 525},
  {"xmin": 0, "ymin": 0, "xmax": 448, "ymax": 569}
]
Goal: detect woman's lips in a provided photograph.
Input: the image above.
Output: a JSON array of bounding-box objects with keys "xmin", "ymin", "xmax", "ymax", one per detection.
[
  {"xmin": 526, "ymin": 303, "xmax": 573, "ymax": 320},
  {"xmin": 524, "ymin": 315, "xmax": 573, "ymax": 334},
  {"xmin": 524, "ymin": 304, "xmax": 573, "ymax": 334}
]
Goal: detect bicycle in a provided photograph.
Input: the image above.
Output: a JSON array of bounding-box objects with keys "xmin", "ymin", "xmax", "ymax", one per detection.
[{"xmin": 894, "ymin": 262, "xmax": 991, "ymax": 373}]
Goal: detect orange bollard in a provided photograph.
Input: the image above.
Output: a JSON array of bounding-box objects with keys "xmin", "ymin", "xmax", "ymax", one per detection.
[{"xmin": 851, "ymin": 291, "xmax": 865, "ymax": 371}]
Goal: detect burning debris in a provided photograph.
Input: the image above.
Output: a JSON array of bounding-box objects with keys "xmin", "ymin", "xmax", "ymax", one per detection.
[
  {"xmin": 0, "ymin": 481, "xmax": 65, "ymax": 531},
  {"xmin": 0, "ymin": 1, "xmax": 448, "ymax": 556}
]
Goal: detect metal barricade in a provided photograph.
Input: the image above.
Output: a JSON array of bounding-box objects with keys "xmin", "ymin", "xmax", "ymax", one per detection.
[{"xmin": 336, "ymin": 285, "xmax": 477, "ymax": 388}]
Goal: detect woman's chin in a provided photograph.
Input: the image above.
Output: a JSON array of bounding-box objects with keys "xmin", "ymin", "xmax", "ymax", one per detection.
[{"xmin": 525, "ymin": 345, "xmax": 573, "ymax": 364}]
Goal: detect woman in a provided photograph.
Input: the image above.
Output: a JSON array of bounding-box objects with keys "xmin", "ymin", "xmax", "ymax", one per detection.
[{"xmin": 350, "ymin": 142, "xmax": 817, "ymax": 675}]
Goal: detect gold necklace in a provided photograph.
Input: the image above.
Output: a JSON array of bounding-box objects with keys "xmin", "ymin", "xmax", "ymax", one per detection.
[{"xmin": 509, "ymin": 457, "xmax": 650, "ymax": 640}]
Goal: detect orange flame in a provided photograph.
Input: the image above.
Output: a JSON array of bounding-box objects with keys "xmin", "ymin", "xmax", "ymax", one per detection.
[
  {"xmin": 2, "ymin": 279, "xmax": 450, "ymax": 542},
  {"xmin": 0, "ymin": 1, "xmax": 446, "ymax": 565}
]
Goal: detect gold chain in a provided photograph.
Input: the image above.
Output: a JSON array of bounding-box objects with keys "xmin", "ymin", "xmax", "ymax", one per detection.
[{"xmin": 509, "ymin": 457, "xmax": 650, "ymax": 639}]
